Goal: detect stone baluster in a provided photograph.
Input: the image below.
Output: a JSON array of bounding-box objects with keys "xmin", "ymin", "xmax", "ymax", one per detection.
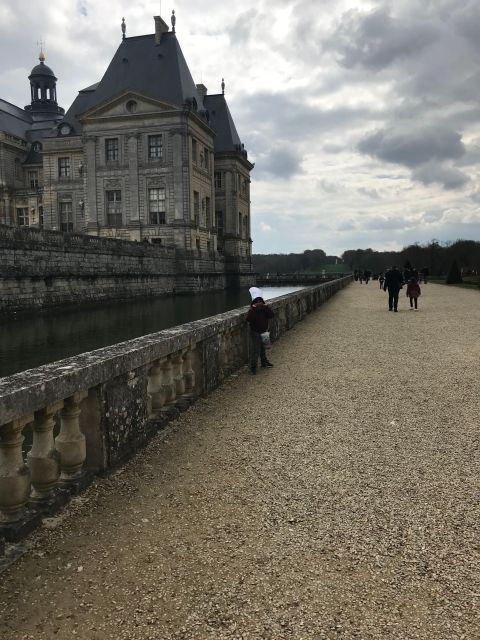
[
  {"xmin": 55, "ymin": 391, "xmax": 88, "ymax": 482},
  {"xmin": 219, "ymin": 331, "xmax": 228, "ymax": 372},
  {"xmin": 0, "ymin": 414, "xmax": 34, "ymax": 523},
  {"xmin": 172, "ymin": 351, "xmax": 186, "ymax": 396},
  {"xmin": 161, "ymin": 357, "xmax": 176, "ymax": 405},
  {"xmin": 183, "ymin": 346, "xmax": 196, "ymax": 395},
  {"xmin": 28, "ymin": 401, "xmax": 64, "ymax": 502},
  {"xmin": 148, "ymin": 360, "xmax": 166, "ymax": 413}
]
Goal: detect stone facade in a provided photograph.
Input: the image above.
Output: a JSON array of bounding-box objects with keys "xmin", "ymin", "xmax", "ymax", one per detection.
[
  {"xmin": 0, "ymin": 224, "xmax": 253, "ymax": 313},
  {"xmin": 0, "ymin": 13, "xmax": 254, "ymax": 291}
]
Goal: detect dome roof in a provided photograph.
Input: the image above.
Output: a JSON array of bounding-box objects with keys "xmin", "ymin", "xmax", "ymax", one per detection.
[{"xmin": 29, "ymin": 61, "xmax": 56, "ymax": 78}]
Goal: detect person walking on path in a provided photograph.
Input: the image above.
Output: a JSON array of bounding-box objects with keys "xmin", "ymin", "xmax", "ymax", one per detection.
[
  {"xmin": 406, "ymin": 278, "xmax": 421, "ymax": 310},
  {"xmin": 379, "ymin": 272, "xmax": 385, "ymax": 289},
  {"xmin": 384, "ymin": 266, "xmax": 403, "ymax": 312},
  {"xmin": 247, "ymin": 287, "xmax": 274, "ymax": 374}
]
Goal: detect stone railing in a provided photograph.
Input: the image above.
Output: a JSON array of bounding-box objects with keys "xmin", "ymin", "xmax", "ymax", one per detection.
[{"xmin": 0, "ymin": 276, "xmax": 352, "ymax": 549}]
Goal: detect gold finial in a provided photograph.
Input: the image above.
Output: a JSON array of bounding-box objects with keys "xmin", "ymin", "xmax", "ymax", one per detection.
[{"xmin": 37, "ymin": 39, "xmax": 45, "ymax": 63}]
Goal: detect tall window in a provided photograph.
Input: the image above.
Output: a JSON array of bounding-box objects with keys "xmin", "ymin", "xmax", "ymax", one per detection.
[
  {"xmin": 238, "ymin": 212, "xmax": 242, "ymax": 237},
  {"xmin": 205, "ymin": 197, "xmax": 211, "ymax": 228},
  {"xmin": 58, "ymin": 157, "xmax": 70, "ymax": 177},
  {"xmin": 204, "ymin": 147, "xmax": 209, "ymax": 171},
  {"xmin": 59, "ymin": 201, "xmax": 73, "ymax": 232},
  {"xmin": 148, "ymin": 135, "xmax": 163, "ymax": 160},
  {"xmin": 29, "ymin": 171, "xmax": 39, "ymax": 189},
  {"xmin": 105, "ymin": 138, "xmax": 119, "ymax": 162},
  {"xmin": 106, "ymin": 190, "xmax": 122, "ymax": 227},
  {"xmin": 216, "ymin": 211, "xmax": 224, "ymax": 251},
  {"xmin": 193, "ymin": 191, "xmax": 199, "ymax": 226},
  {"xmin": 149, "ymin": 188, "xmax": 166, "ymax": 224},
  {"xmin": 214, "ymin": 172, "xmax": 222, "ymax": 189},
  {"xmin": 38, "ymin": 205, "xmax": 44, "ymax": 227},
  {"xmin": 192, "ymin": 138, "xmax": 197, "ymax": 164},
  {"xmin": 243, "ymin": 215, "xmax": 249, "ymax": 239},
  {"xmin": 17, "ymin": 208, "xmax": 29, "ymax": 226}
]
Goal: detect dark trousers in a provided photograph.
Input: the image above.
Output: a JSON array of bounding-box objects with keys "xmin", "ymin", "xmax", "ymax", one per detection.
[
  {"xmin": 249, "ymin": 331, "xmax": 267, "ymax": 369},
  {"xmin": 387, "ymin": 287, "xmax": 400, "ymax": 310},
  {"xmin": 409, "ymin": 296, "xmax": 418, "ymax": 309}
]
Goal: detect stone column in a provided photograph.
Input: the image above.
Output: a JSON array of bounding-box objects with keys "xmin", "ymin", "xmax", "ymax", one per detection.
[
  {"xmin": 127, "ymin": 134, "xmax": 140, "ymax": 240},
  {"xmin": 183, "ymin": 347, "xmax": 196, "ymax": 395},
  {"xmin": 148, "ymin": 360, "xmax": 166, "ymax": 413},
  {"xmin": 162, "ymin": 357, "xmax": 176, "ymax": 405},
  {"xmin": 85, "ymin": 136, "xmax": 98, "ymax": 233},
  {"xmin": 55, "ymin": 391, "xmax": 88, "ymax": 482},
  {"xmin": 172, "ymin": 351, "xmax": 186, "ymax": 396},
  {"xmin": 28, "ymin": 401, "xmax": 64, "ymax": 501},
  {"xmin": 0, "ymin": 415, "xmax": 34, "ymax": 523}
]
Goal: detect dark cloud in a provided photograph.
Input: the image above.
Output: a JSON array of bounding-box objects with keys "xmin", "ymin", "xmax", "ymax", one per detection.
[
  {"xmin": 326, "ymin": 6, "xmax": 438, "ymax": 71},
  {"xmin": 358, "ymin": 127, "xmax": 466, "ymax": 168},
  {"xmin": 412, "ymin": 162, "xmax": 470, "ymax": 190},
  {"xmin": 254, "ymin": 147, "xmax": 303, "ymax": 180}
]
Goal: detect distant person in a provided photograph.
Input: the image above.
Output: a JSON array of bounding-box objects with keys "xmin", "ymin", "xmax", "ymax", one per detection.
[
  {"xmin": 354, "ymin": 270, "xmax": 359, "ymax": 282},
  {"xmin": 383, "ymin": 266, "xmax": 403, "ymax": 312},
  {"xmin": 359, "ymin": 272, "xmax": 364, "ymax": 284},
  {"xmin": 406, "ymin": 278, "xmax": 421, "ymax": 311},
  {"xmin": 379, "ymin": 272, "xmax": 385, "ymax": 289},
  {"xmin": 247, "ymin": 287, "xmax": 274, "ymax": 375},
  {"xmin": 421, "ymin": 267, "xmax": 429, "ymax": 284},
  {"xmin": 363, "ymin": 270, "xmax": 371, "ymax": 284}
]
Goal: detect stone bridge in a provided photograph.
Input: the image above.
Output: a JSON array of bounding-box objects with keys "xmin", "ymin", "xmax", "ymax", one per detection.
[{"xmin": 0, "ymin": 279, "xmax": 478, "ymax": 639}]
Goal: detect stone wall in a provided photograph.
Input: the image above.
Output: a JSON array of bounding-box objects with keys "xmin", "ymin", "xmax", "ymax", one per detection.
[
  {"xmin": 0, "ymin": 276, "xmax": 352, "ymax": 549},
  {"xmin": 0, "ymin": 224, "xmax": 245, "ymax": 312}
]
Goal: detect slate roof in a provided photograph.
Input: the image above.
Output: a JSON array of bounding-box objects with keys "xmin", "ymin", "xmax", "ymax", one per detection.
[
  {"xmin": 204, "ymin": 94, "xmax": 242, "ymax": 153},
  {"xmin": 0, "ymin": 99, "xmax": 32, "ymax": 138},
  {"xmin": 60, "ymin": 31, "xmax": 201, "ymax": 135}
]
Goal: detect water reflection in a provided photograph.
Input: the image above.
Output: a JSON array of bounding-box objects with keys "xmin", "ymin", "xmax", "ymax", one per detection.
[{"xmin": 0, "ymin": 286, "xmax": 304, "ymax": 378}]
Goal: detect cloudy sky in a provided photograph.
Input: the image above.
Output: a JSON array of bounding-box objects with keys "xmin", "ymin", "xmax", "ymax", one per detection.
[{"xmin": 2, "ymin": 0, "xmax": 480, "ymax": 255}]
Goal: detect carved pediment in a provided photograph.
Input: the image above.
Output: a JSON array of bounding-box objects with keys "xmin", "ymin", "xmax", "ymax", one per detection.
[{"xmin": 80, "ymin": 91, "xmax": 177, "ymax": 121}]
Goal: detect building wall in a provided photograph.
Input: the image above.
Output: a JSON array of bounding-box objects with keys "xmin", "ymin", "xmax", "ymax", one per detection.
[{"xmin": 0, "ymin": 224, "xmax": 243, "ymax": 313}]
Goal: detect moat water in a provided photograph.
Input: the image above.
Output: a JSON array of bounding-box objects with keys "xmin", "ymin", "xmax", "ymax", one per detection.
[{"xmin": 0, "ymin": 286, "xmax": 304, "ymax": 378}]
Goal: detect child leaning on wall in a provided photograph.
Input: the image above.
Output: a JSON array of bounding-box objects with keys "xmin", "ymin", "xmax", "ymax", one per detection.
[
  {"xmin": 406, "ymin": 278, "xmax": 421, "ymax": 310},
  {"xmin": 246, "ymin": 287, "xmax": 274, "ymax": 374}
]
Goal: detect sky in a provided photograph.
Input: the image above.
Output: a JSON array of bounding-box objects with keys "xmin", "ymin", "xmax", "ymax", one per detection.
[{"xmin": 2, "ymin": 0, "xmax": 480, "ymax": 255}]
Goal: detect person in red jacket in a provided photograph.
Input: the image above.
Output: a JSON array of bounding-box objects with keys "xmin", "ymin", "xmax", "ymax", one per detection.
[
  {"xmin": 246, "ymin": 287, "xmax": 274, "ymax": 374},
  {"xmin": 406, "ymin": 277, "xmax": 421, "ymax": 310}
]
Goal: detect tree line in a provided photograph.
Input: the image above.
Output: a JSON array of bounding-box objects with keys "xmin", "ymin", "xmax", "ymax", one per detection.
[
  {"xmin": 253, "ymin": 249, "xmax": 339, "ymax": 274},
  {"xmin": 253, "ymin": 240, "xmax": 480, "ymax": 276},
  {"xmin": 342, "ymin": 240, "xmax": 480, "ymax": 275}
]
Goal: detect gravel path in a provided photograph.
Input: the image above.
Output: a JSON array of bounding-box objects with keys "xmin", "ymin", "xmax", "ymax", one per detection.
[{"xmin": 1, "ymin": 282, "xmax": 479, "ymax": 640}]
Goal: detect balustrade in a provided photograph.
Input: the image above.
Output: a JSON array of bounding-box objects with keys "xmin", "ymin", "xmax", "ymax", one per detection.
[
  {"xmin": 0, "ymin": 275, "xmax": 353, "ymax": 544},
  {"xmin": 183, "ymin": 346, "xmax": 196, "ymax": 396},
  {"xmin": 55, "ymin": 391, "xmax": 88, "ymax": 482},
  {"xmin": 28, "ymin": 401, "xmax": 64, "ymax": 501},
  {"xmin": 0, "ymin": 414, "xmax": 33, "ymax": 523}
]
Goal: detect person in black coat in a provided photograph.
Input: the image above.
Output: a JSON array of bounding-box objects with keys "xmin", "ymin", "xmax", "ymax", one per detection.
[{"xmin": 383, "ymin": 266, "xmax": 403, "ymax": 312}]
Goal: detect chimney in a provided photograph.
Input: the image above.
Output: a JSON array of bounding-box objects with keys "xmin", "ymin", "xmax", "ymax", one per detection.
[
  {"xmin": 196, "ymin": 84, "xmax": 208, "ymax": 102},
  {"xmin": 154, "ymin": 15, "xmax": 169, "ymax": 45}
]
